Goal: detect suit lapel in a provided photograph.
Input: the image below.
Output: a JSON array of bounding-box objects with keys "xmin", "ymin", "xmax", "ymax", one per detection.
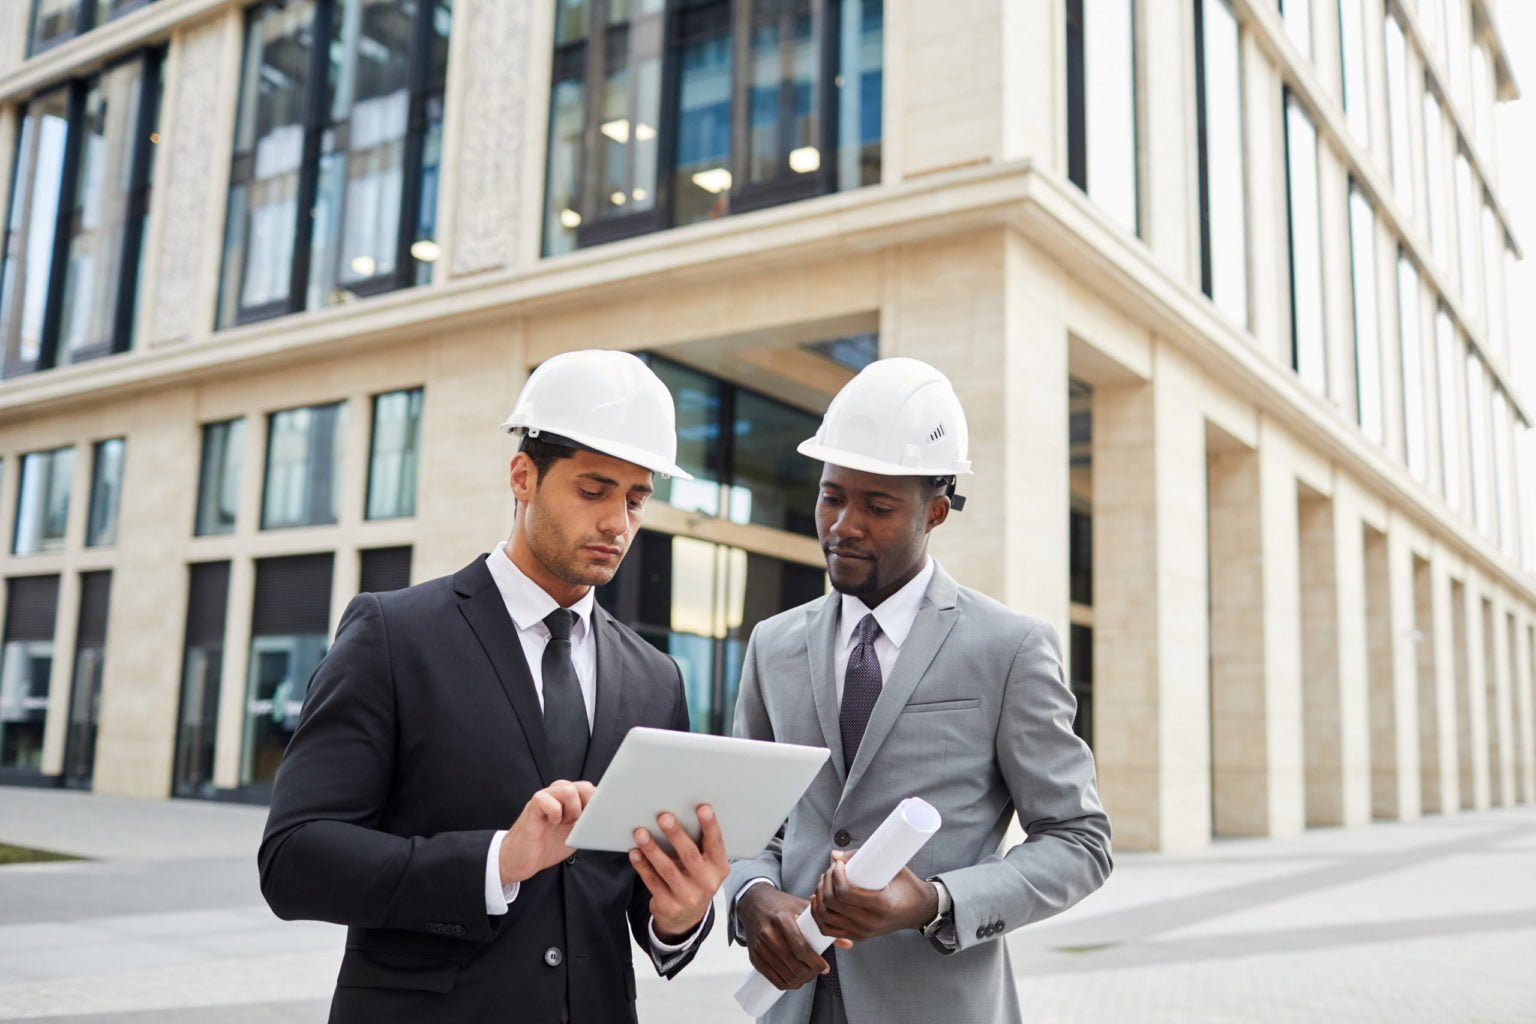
[
  {"xmin": 585, "ymin": 606, "xmax": 629, "ymax": 782},
  {"xmin": 455, "ymin": 557, "xmax": 553, "ymax": 785},
  {"xmin": 806, "ymin": 594, "xmax": 846, "ymax": 785},
  {"xmin": 839, "ymin": 567, "xmax": 960, "ymax": 804}
]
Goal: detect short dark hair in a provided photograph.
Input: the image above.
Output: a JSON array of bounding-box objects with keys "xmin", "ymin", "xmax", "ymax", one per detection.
[
  {"xmin": 926, "ymin": 476, "xmax": 955, "ymax": 500},
  {"xmin": 517, "ymin": 432, "xmax": 579, "ymax": 482}
]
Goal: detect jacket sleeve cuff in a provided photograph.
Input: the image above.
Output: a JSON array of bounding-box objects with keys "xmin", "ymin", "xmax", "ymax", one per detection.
[{"xmin": 484, "ymin": 830, "xmax": 519, "ymax": 915}]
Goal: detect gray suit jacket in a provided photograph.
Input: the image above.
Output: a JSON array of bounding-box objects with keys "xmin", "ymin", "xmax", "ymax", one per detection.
[{"xmin": 726, "ymin": 563, "xmax": 1111, "ymax": 1024}]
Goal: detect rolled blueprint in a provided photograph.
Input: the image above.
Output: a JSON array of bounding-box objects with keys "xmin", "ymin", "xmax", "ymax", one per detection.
[{"xmin": 733, "ymin": 796, "xmax": 942, "ymax": 1018}]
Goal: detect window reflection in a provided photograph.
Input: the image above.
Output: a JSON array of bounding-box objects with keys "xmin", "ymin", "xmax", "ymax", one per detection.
[
  {"xmin": 14, "ymin": 447, "xmax": 76, "ymax": 556},
  {"xmin": 1280, "ymin": 0, "xmax": 1311, "ymax": 59},
  {"xmin": 1434, "ymin": 309, "xmax": 1461, "ymax": 510},
  {"xmin": 0, "ymin": 89, "xmax": 71, "ymax": 376},
  {"xmin": 1066, "ymin": 0, "xmax": 1138, "ymax": 234},
  {"xmin": 1464, "ymin": 353, "xmax": 1489, "ymax": 533},
  {"xmin": 1284, "ymin": 94, "xmax": 1325, "ymax": 395},
  {"xmin": 597, "ymin": 530, "xmax": 825, "ymax": 734},
  {"xmin": 1195, "ymin": 0, "xmax": 1246, "ymax": 325},
  {"xmin": 219, "ymin": 0, "xmax": 450, "ymax": 327},
  {"xmin": 85, "ymin": 437, "xmax": 125, "ymax": 548},
  {"xmin": 242, "ymin": 554, "xmax": 333, "ymax": 785},
  {"xmin": 1453, "ymin": 152, "xmax": 1480, "ymax": 316},
  {"xmin": 1348, "ymin": 188, "xmax": 1382, "ymax": 445},
  {"xmin": 262, "ymin": 403, "xmax": 345, "ymax": 529},
  {"xmin": 366, "ymin": 388, "xmax": 422, "ymax": 520},
  {"xmin": 1397, "ymin": 255, "xmax": 1427, "ymax": 481},
  {"xmin": 1338, "ymin": 0, "xmax": 1369, "ymax": 145},
  {"xmin": 1384, "ymin": 14, "xmax": 1414, "ymax": 212},
  {"xmin": 1423, "ymin": 90, "xmax": 1450, "ymax": 269},
  {"xmin": 0, "ymin": 576, "xmax": 60, "ymax": 771},
  {"xmin": 195, "ymin": 419, "xmax": 245, "ymax": 536}
]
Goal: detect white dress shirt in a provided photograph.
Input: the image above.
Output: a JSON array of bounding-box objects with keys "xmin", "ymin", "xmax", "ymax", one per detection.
[{"xmin": 480, "ymin": 543, "xmax": 702, "ymax": 958}]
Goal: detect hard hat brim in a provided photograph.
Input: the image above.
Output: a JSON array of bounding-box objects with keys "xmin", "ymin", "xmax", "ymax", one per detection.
[
  {"xmin": 796, "ymin": 438, "xmax": 973, "ymax": 477},
  {"xmin": 503, "ymin": 418, "xmax": 695, "ymax": 481}
]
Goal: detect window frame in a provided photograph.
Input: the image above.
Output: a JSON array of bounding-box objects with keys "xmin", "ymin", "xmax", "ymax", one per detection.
[
  {"xmin": 0, "ymin": 49, "xmax": 161, "ymax": 378},
  {"xmin": 219, "ymin": 0, "xmax": 448, "ymax": 329},
  {"xmin": 27, "ymin": 0, "xmax": 156, "ymax": 57}
]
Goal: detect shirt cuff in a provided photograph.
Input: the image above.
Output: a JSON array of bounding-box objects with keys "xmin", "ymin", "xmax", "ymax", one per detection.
[
  {"xmin": 731, "ymin": 877, "xmax": 775, "ymax": 942},
  {"xmin": 484, "ymin": 830, "xmax": 520, "ymax": 915}
]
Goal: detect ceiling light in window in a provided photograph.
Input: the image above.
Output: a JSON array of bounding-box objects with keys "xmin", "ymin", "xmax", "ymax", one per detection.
[
  {"xmin": 634, "ymin": 122, "xmax": 657, "ymax": 142},
  {"xmin": 691, "ymin": 167, "xmax": 732, "ymax": 194},
  {"xmin": 410, "ymin": 239, "xmax": 441, "ymax": 262},
  {"xmin": 632, "ymin": 187, "xmax": 649, "ymax": 202},
  {"xmin": 149, "ymin": 132, "xmax": 161, "ymax": 144},
  {"xmin": 349, "ymin": 255, "xmax": 376, "ymax": 277},
  {"xmin": 600, "ymin": 118, "xmax": 631, "ymax": 144},
  {"xmin": 610, "ymin": 190, "xmax": 627, "ymax": 206},
  {"xmin": 560, "ymin": 208, "xmax": 582, "ymax": 229},
  {"xmin": 789, "ymin": 146, "xmax": 821, "ymax": 173}
]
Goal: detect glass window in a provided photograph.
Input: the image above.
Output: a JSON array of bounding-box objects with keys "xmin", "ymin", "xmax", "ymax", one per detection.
[
  {"xmin": 1066, "ymin": 0, "xmax": 1138, "ymax": 234},
  {"xmin": 1348, "ymin": 187, "xmax": 1382, "ymax": 444},
  {"xmin": 1453, "ymin": 152, "xmax": 1480, "ymax": 315},
  {"xmin": 1069, "ymin": 622, "xmax": 1093, "ymax": 748},
  {"xmin": 0, "ymin": 55, "xmax": 161, "ymax": 377},
  {"xmin": 0, "ymin": 575, "xmax": 60, "ymax": 771},
  {"xmin": 1464, "ymin": 352, "xmax": 1489, "ymax": 532},
  {"xmin": 1397, "ymin": 255, "xmax": 1427, "ymax": 480},
  {"xmin": 0, "ymin": 88, "xmax": 71, "ymax": 377},
  {"xmin": 262, "ymin": 402, "xmax": 345, "ymax": 529},
  {"xmin": 1284, "ymin": 93, "xmax": 1325, "ymax": 394},
  {"xmin": 1442, "ymin": 0, "xmax": 1468, "ymax": 112},
  {"xmin": 1423, "ymin": 89, "xmax": 1450, "ymax": 268},
  {"xmin": 243, "ymin": 554, "xmax": 332, "ymax": 785},
  {"xmin": 175, "ymin": 561, "xmax": 229, "ymax": 798},
  {"xmin": 366, "ymin": 387, "xmax": 422, "ymax": 520},
  {"xmin": 543, "ymin": 0, "xmax": 880, "ymax": 254},
  {"xmin": 597, "ymin": 529, "xmax": 825, "ymax": 734},
  {"xmin": 195, "ymin": 419, "xmax": 245, "ymax": 536},
  {"xmin": 28, "ymin": 0, "xmax": 154, "ymax": 54},
  {"xmin": 1470, "ymin": 44, "xmax": 1492, "ymax": 162},
  {"xmin": 85, "ymin": 437, "xmax": 124, "ymax": 547},
  {"xmin": 1490, "ymin": 388, "xmax": 1511, "ymax": 550},
  {"xmin": 63, "ymin": 569, "xmax": 111, "ymax": 786},
  {"xmin": 644, "ymin": 353, "xmax": 822, "ymax": 537},
  {"xmin": 1195, "ymin": 0, "xmax": 1247, "ymax": 325},
  {"xmin": 1280, "ymin": 0, "xmax": 1311, "ymax": 59},
  {"xmin": 14, "ymin": 447, "xmax": 76, "ymax": 555},
  {"xmin": 1384, "ymin": 14, "xmax": 1414, "ymax": 212},
  {"xmin": 1482, "ymin": 204, "xmax": 1505, "ymax": 356},
  {"xmin": 1338, "ymin": 0, "xmax": 1369, "ymax": 145},
  {"xmin": 218, "ymin": 0, "xmax": 450, "ymax": 328},
  {"xmin": 1434, "ymin": 308, "xmax": 1461, "ymax": 509}
]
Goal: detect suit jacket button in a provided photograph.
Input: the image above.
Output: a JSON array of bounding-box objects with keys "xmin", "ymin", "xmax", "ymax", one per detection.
[
  {"xmin": 975, "ymin": 925, "xmax": 985, "ymax": 940},
  {"xmin": 833, "ymin": 829, "xmax": 852, "ymax": 847},
  {"xmin": 566, "ymin": 854, "xmax": 578, "ymax": 865},
  {"xmin": 544, "ymin": 946, "xmax": 563, "ymax": 967}
]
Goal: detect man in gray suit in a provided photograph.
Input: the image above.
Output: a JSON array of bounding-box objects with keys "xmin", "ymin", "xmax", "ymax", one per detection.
[{"xmin": 727, "ymin": 358, "xmax": 1112, "ymax": 1024}]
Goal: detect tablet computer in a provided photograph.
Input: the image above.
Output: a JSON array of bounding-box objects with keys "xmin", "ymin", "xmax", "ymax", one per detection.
[{"xmin": 567, "ymin": 727, "xmax": 829, "ymax": 860}]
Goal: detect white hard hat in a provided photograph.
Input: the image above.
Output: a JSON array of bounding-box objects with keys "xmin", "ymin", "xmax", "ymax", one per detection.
[
  {"xmin": 500, "ymin": 349, "xmax": 694, "ymax": 480},
  {"xmin": 798, "ymin": 357, "xmax": 972, "ymax": 499}
]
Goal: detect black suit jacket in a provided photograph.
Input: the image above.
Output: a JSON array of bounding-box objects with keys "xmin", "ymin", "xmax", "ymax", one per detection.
[{"xmin": 258, "ymin": 555, "xmax": 711, "ymax": 1023}]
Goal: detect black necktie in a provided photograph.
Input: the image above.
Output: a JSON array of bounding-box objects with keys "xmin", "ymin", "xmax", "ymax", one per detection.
[
  {"xmin": 542, "ymin": 608, "xmax": 589, "ymax": 781},
  {"xmin": 838, "ymin": 614, "xmax": 883, "ymax": 772}
]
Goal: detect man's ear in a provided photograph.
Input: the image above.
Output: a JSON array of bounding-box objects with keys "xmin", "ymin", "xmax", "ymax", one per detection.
[
  {"xmin": 509, "ymin": 452, "xmax": 538, "ymax": 506},
  {"xmin": 926, "ymin": 495, "xmax": 951, "ymax": 532}
]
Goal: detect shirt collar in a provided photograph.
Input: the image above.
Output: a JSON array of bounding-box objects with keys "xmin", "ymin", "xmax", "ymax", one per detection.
[
  {"xmin": 487, "ymin": 541, "xmax": 595, "ymax": 637},
  {"xmin": 837, "ymin": 557, "xmax": 934, "ymax": 652}
]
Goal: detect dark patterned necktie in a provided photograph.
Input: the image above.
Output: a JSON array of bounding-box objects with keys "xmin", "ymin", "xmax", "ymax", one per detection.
[
  {"xmin": 542, "ymin": 608, "xmax": 589, "ymax": 781},
  {"xmin": 838, "ymin": 614, "xmax": 883, "ymax": 772}
]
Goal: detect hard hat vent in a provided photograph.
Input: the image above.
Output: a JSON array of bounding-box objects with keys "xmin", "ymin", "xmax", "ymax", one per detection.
[{"xmin": 928, "ymin": 423, "xmax": 947, "ymax": 443}]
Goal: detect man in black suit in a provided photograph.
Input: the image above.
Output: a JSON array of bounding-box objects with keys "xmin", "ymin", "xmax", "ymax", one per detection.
[{"xmin": 259, "ymin": 349, "xmax": 729, "ymax": 1023}]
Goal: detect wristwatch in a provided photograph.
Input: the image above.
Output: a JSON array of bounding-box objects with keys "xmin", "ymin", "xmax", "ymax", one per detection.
[{"xmin": 918, "ymin": 878, "xmax": 954, "ymax": 942}]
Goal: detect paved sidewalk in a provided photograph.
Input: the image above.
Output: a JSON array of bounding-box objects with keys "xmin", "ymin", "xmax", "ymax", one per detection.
[{"xmin": 2, "ymin": 787, "xmax": 1533, "ymax": 1022}]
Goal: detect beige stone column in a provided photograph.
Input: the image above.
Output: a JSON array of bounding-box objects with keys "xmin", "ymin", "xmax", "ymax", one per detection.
[
  {"xmin": 1487, "ymin": 593, "xmax": 1515, "ymax": 806},
  {"xmin": 92, "ymin": 392, "xmax": 200, "ymax": 798},
  {"xmin": 38, "ymin": 448, "xmax": 94, "ymax": 776},
  {"xmin": 1299, "ymin": 485, "xmax": 1370, "ymax": 826},
  {"xmin": 1462, "ymin": 576, "xmax": 1492, "ymax": 809},
  {"xmin": 444, "ymin": 0, "xmax": 536, "ymax": 276},
  {"xmin": 1516, "ymin": 615, "xmax": 1536, "ymax": 803},
  {"xmin": 1091, "ymin": 341, "xmax": 1210, "ymax": 852},
  {"xmin": 145, "ymin": 9, "xmax": 243, "ymax": 347},
  {"xmin": 1413, "ymin": 552, "xmax": 1451, "ymax": 811},
  {"xmin": 1209, "ymin": 419, "xmax": 1305, "ymax": 838},
  {"xmin": 213, "ymin": 556, "xmax": 254, "ymax": 791},
  {"xmin": 883, "ymin": 230, "xmax": 1069, "ymax": 630},
  {"xmin": 1376, "ymin": 515, "xmax": 1422, "ymax": 819},
  {"xmin": 1137, "ymin": 0, "xmax": 1197, "ymax": 282},
  {"xmin": 885, "ymin": 0, "xmax": 1061, "ymax": 181},
  {"xmin": 414, "ymin": 324, "xmax": 524, "ymax": 580}
]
